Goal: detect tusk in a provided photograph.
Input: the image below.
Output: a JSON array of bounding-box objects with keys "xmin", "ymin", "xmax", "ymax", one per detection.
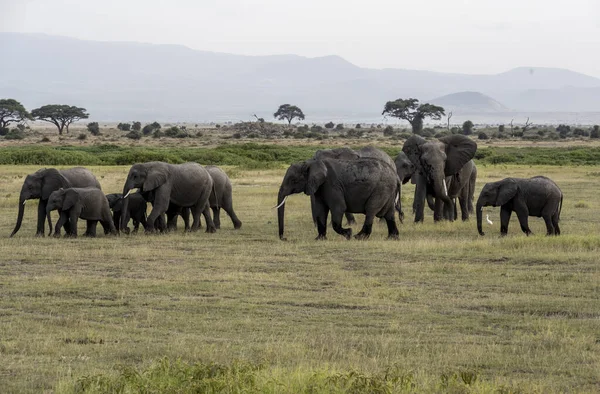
[
  {"xmin": 486, "ymin": 214, "xmax": 493, "ymax": 225},
  {"xmin": 123, "ymin": 190, "xmax": 132, "ymax": 199},
  {"xmin": 395, "ymin": 192, "xmax": 399, "ymax": 205},
  {"xmin": 22, "ymin": 200, "xmax": 26, "ymax": 205},
  {"xmin": 272, "ymin": 195, "xmax": 288, "ymax": 209},
  {"xmin": 443, "ymin": 179, "xmax": 448, "ymax": 196}
]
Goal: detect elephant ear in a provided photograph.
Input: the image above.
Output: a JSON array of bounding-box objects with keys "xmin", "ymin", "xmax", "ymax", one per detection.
[
  {"xmin": 41, "ymin": 169, "xmax": 71, "ymax": 200},
  {"xmin": 439, "ymin": 135, "xmax": 477, "ymax": 176},
  {"xmin": 143, "ymin": 170, "xmax": 168, "ymax": 191},
  {"xmin": 402, "ymin": 135, "xmax": 426, "ymax": 170},
  {"xmin": 305, "ymin": 160, "xmax": 328, "ymax": 196},
  {"xmin": 62, "ymin": 189, "xmax": 78, "ymax": 211},
  {"xmin": 496, "ymin": 180, "xmax": 518, "ymax": 206}
]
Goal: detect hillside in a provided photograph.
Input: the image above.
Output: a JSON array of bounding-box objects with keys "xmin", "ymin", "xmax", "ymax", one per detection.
[
  {"xmin": 430, "ymin": 91, "xmax": 507, "ymax": 113},
  {"xmin": 1, "ymin": 33, "xmax": 600, "ymax": 121}
]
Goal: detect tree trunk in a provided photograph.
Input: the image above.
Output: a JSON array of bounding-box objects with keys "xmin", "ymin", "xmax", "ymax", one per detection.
[{"xmin": 411, "ymin": 117, "xmax": 423, "ymax": 134}]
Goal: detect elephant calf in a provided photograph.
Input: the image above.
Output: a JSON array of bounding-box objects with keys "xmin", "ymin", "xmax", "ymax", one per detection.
[
  {"xmin": 47, "ymin": 187, "xmax": 117, "ymax": 238},
  {"xmin": 477, "ymin": 176, "xmax": 563, "ymax": 236},
  {"xmin": 106, "ymin": 193, "xmax": 147, "ymax": 234}
]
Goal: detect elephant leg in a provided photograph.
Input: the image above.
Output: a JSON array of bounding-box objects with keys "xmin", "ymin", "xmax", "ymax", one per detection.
[
  {"xmin": 500, "ymin": 205, "xmax": 512, "ymax": 236},
  {"xmin": 113, "ymin": 212, "xmax": 122, "ymax": 234},
  {"xmin": 196, "ymin": 204, "xmax": 216, "ymax": 233},
  {"xmin": 54, "ymin": 211, "xmax": 69, "ymax": 238},
  {"xmin": 345, "ymin": 213, "xmax": 357, "ymax": 226},
  {"xmin": 413, "ymin": 176, "xmax": 427, "ymax": 223},
  {"xmin": 331, "ymin": 208, "xmax": 351, "ymax": 240},
  {"xmin": 69, "ymin": 210, "xmax": 80, "ymax": 238},
  {"xmin": 85, "ymin": 220, "xmax": 98, "ymax": 237},
  {"xmin": 433, "ymin": 198, "xmax": 445, "ymax": 222},
  {"xmin": 146, "ymin": 190, "xmax": 169, "ymax": 233},
  {"xmin": 552, "ymin": 214, "xmax": 560, "ymax": 236},
  {"xmin": 211, "ymin": 207, "xmax": 221, "ymax": 229},
  {"xmin": 181, "ymin": 207, "xmax": 191, "ymax": 231},
  {"xmin": 542, "ymin": 215, "xmax": 555, "ymax": 236},
  {"xmin": 37, "ymin": 200, "xmax": 47, "ymax": 236},
  {"xmin": 313, "ymin": 199, "xmax": 328, "ymax": 240},
  {"xmin": 459, "ymin": 196, "xmax": 469, "ymax": 221},
  {"xmin": 355, "ymin": 213, "xmax": 374, "ymax": 240},
  {"xmin": 442, "ymin": 199, "xmax": 455, "ymax": 222},
  {"xmin": 166, "ymin": 212, "xmax": 178, "ymax": 232},
  {"xmin": 222, "ymin": 198, "xmax": 242, "ymax": 229},
  {"xmin": 383, "ymin": 205, "xmax": 399, "ymax": 239},
  {"xmin": 139, "ymin": 214, "xmax": 147, "ymax": 233},
  {"xmin": 154, "ymin": 214, "xmax": 167, "ymax": 232},
  {"xmin": 514, "ymin": 201, "xmax": 532, "ymax": 236}
]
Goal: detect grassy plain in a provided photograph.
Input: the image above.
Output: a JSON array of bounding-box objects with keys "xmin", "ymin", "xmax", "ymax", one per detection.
[{"xmin": 0, "ymin": 160, "xmax": 599, "ymax": 393}]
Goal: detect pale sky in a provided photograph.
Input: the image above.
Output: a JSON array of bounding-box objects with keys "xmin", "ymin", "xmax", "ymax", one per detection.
[{"xmin": 2, "ymin": 0, "xmax": 600, "ymax": 77}]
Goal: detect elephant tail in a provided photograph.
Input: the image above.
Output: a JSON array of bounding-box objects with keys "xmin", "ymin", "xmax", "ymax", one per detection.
[
  {"xmin": 558, "ymin": 194, "xmax": 563, "ymax": 222},
  {"xmin": 210, "ymin": 182, "xmax": 220, "ymax": 210}
]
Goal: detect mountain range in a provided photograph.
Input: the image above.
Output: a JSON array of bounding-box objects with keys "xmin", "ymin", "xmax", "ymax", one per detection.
[{"xmin": 1, "ymin": 32, "xmax": 600, "ymax": 122}]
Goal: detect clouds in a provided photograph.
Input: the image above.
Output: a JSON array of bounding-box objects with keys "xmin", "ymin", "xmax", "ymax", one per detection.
[{"xmin": 1, "ymin": 0, "xmax": 599, "ymax": 77}]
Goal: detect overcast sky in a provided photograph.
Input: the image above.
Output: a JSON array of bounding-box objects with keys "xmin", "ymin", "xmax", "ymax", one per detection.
[{"xmin": 2, "ymin": 0, "xmax": 599, "ymax": 77}]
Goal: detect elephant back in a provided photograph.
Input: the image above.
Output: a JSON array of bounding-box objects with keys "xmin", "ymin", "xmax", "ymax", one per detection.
[{"xmin": 60, "ymin": 167, "xmax": 102, "ymax": 190}]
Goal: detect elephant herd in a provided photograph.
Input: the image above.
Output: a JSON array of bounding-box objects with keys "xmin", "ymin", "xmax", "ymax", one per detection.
[
  {"xmin": 276, "ymin": 135, "xmax": 564, "ymax": 240},
  {"xmin": 10, "ymin": 162, "xmax": 242, "ymax": 238},
  {"xmin": 8, "ymin": 135, "xmax": 564, "ymax": 240}
]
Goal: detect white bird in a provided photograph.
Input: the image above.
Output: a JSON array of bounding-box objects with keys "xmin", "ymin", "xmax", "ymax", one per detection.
[{"xmin": 486, "ymin": 214, "xmax": 493, "ymax": 225}]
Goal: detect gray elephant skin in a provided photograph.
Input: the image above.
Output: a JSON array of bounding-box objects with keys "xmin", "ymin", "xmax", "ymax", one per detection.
[
  {"xmin": 46, "ymin": 187, "xmax": 116, "ymax": 237},
  {"xmin": 313, "ymin": 146, "xmax": 403, "ymax": 224},
  {"xmin": 477, "ymin": 176, "xmax": 563, "ymax": 236},
  {"xmin": 11, "ymin": 167, "xmax": 101, "ymax": 237},
  {"xmin": 121, "ymin": 161, "xmax": 216, "ymax": 233},
  {"xmin": 206, "ymin": 166, "xmax": 242, "ymax": 229},
  {"xmin": 403, "ymin": 135, "xmax": 477, "ymax": 222},
  {"xmin": 277, "ymin": 157, "xmax": 400, "ymax": 241},
  {"xmin": 106, "ymin": 193, "xmax": 148, "ymax": 234}
]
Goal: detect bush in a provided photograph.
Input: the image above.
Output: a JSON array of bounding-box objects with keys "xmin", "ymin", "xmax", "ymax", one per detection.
[
  {"xmin": 355, "ymin": 123, "xmax": 361, "ymax": 129},
  {"xmin": 346, "ymin": 129, "xmax": 365, "ymax": 138},
  {"xmin": 4, "ymin": 129, "xmax": 25, "ymax": 140},
  {"xmin": 0, "ymin": 127, "xmax": 8, "ymax": 136},
  {"xmin": 310, "ymin": 125, "xmax": 324, "ymax": 133},
  {"xmin": 325, "ymin": 122, "xmax": 335, "ymax": 129},
  {"xmin": 335, "ymin": 123, "xmax": 344, "ymax": 130},
  {"xmin": 40, "ymin": 136, "xmax": 51, "ymax": 143},
  {"xmin": 478, "ymin": 132, "xmax": 489, "ymax": 140},
  {"xmin": 117, "ymin": 123, "xmax": 131, "ymax": 131},
  {"xmin": 77, "ymin": 133, "xmax": 87, "ymax": 140},
  {"xmin": 125, "ymin": 131, "xmax": 142, "ymax": 140},
  {"xmin": 498, "ymin": 125, "xmax": 505, "ymax": 133},
  {"xmin": 383, "ymin": 125, "xmax": 395, "ymax": 136},
  {"xmin": 86, "ymin": 122, "xmax": 100, "ymax": 135},
  {"xmin": 435, "ymin": 131, "xmax": 451, "ymax": 138},
  {"xmin": 142, "ymin": 122, "xmax": 161, "ymax": 135},
  {"xmin": 591, "ymin": 125, "xmax": 600, "ymax": 139},
  {"xmin": 573, "ymin": 128, "xmax": 589, "ymax": 137},
  {"xmin": 513, "ymin": 130, "xmax": 524, "ymax": 137},
  {"xmin": 462, "ymin": 120, "xmax": 474, "ymax": 135},
  {"xmin": 232, "ymin": 133, "xmax": 242, "ymax": 139},
  {"xmin": 131, "ymin": 121, "xmax": 141, "ymax": 131}
]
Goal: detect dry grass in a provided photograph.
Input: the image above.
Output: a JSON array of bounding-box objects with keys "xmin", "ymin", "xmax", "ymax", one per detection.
[{"xmin": 0, "ymin": 163, "xmax": 599, "ymax": 393}]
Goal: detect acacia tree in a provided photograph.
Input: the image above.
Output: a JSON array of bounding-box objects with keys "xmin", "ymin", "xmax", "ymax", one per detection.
[
  {"xmin": 381, "ymin": 98, "xmax": 445, "ymax": 134},
  {"xmin": 274, "ymin": 104, "xmax": 305, "ymax": 125},
  {"xmin": 31, "ymin": 105, "xmax": 89, "ymax": 135},
  {"xmin": 0, "ymin": 99, "xmax": 32, "ymax": 131}
]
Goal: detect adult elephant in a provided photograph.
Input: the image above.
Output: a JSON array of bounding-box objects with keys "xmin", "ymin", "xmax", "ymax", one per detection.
[
  {"xmin": 10, "ymin": 167, "xmax": 101, "ymax": 237},
  {"xmin": 121, "ymin": 162, "xmax": 216, "ymax": 233},
  {"xmin": 403, "ymin": 135, "xmax": 477, "ymax": 222},
  {"xmin": 276, "ymin": 157, "xmax": 401, "ymax": 241},
  {"xmin": 206, "ymin": 166, "xmax": 242, "ymax": 229},
  {"xmin": 314, "ymin": 146, "xmax": 399, "ymax": 224},
  {"xmin": 477, "ymin": 176, "xmax": 563, "ymax": 236}
]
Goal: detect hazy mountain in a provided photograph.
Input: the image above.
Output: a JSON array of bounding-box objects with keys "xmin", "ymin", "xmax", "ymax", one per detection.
[
  {"xmin": 1, "ymin": 33, "xmax": 600, "ymax": 121},
  {"xmin": 430, "ymin": 91, "xmax": 507, "ymax": 113}
]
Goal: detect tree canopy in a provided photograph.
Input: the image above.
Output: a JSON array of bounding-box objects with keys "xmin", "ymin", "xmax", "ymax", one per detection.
[
  {"xmin": 274, "ymin": 104, "xmax": 305, "ymax": 125},
  {"xmin": 0, "ymin": 99, "xmax": 32, "ymax": 131},
  {"xmin": 381, "ymin": 98, "xmax": 445, "ymax": 134},
  {"xmin": 31, "ymin": 105, "xmax": 89, "ymax": 135}
]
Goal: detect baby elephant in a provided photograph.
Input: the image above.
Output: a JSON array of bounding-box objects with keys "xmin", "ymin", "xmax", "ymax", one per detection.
[
  {"xmin": 47, "ymin": 187, "xmax": 117, "ymax": 237},
  {"xmin": 477, "ymin": 176, "xmax": 563, "ymax": 236},
  {"xmin": 106, "ymin": 193, "xmax": 148, "ymax": 234}
]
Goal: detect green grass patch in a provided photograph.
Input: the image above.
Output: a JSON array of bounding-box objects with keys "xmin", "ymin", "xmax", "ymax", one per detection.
[{"xmin": 1, "ymin": 144, "xmax": 600, "ymax": 168}]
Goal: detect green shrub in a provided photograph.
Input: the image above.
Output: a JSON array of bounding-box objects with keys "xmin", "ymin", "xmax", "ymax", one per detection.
[
  {"xmin": 591, "ymin": 125, "xmax": 600, "ymax": 139},
  {"xmin": 87, "ymin": 122, "xmax": 100, "ymax": 135},
  {"xmin": 4, "ymin": 129, "xmax": 25, "ymax": 140},
  {"xmin": 462, "ymin": 120, "xmax": 474, "ymax": 135},
  {"xmin": 324, "ymin": 121, "xmax": 335, "ymax": 129},
  {"xmin": 77, "ymin": 133, "xmax": 87, "ymax": 140},
  {"xmin": 125, "ymin": 131, "xmax": 142, "ymax": 140},
  {"xmin": 383, "ymin": 125, "xmax": 395, "ymax": 136},
  {"xmin": 498, "ymin": 125, "xmax": 505, "ymax": 132},
  {"xmin": 477, "ymin": 132, "xmax": 489, "ymax": 140},
  {"xmin": 335, "ymin": 123, "xmax": 344, "ymax": 130},
  {"xmin": 117, "ymin": 122, "xmax": 131, "ymax": 131}
]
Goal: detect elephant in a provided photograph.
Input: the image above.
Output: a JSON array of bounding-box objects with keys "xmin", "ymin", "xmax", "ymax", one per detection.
[
  {"xmin": 106, "ymin": 193, "xmax": 147, "ymax": 234},
  {"xmin": 276, "ymin": 157, "xmax": 401, "ymax": 241},
  {"xmin": 314, "ymin": 146, "xmax": 399, "ymax": 224},
  {"xmin": 403, "ymin": 135, "xmax": 477, "ymax": 223},
  {"xmin": 121, "ymin": 161, "xmax": 216, "ymax": 233},
  {"xmin": 446, "ymin": 160, "xmax": 478, "ymax": 221},
  {"xmin": 476, "ymin": 176, "xmax": 563, "ymax": 236},
  {"xmin": 206, "ymin": 166, "xmax": 242, "ymax": 229},
  {"xmin": 46, "ymin": 187, "xmax": 116, "ymax": 237},
  {"xmin": 10, "ymin": 167, "xmax": 101, "ymax": 237}
]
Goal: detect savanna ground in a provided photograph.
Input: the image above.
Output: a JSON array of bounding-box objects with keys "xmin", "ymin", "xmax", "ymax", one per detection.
[{"xmin": 0, "ymin": 141, "xmax": 599, "ymax": 393}]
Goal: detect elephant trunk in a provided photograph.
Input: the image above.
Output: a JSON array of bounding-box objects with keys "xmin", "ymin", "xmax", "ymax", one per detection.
[
  {"xmin": 277, "ymin": 188, "xmax": 288, "ymax": 240},
  {"xmin": 121, "ymin": 183, "xmax": 134, "ymax": 231},
  {"xmin": 10, "ymin": 196, "xmax": 27, "ymax": 237},
  {"xmin": 476, "ymin": 200, "xmax": 485, "ymax": 236}
]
